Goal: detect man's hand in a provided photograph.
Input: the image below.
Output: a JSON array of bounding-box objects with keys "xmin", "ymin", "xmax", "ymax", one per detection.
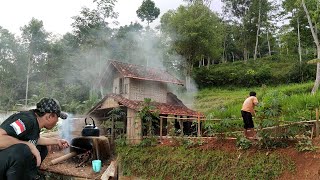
[
  {"xmin": 57, "ymin": 139, "xmax": 69, "ymax": 149},
  {"xmin": 26, "ymin": 142, "xmax": 41, "ymax": 167}
]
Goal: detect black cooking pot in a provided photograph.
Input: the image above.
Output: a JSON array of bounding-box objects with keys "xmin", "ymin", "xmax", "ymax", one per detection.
[
  {"xmin": 70, "ymin": 137, "xmax": 92, "ymax": 154},
  {"xmin": 81, "ymin": 117, "xmax": 100, "ymax": 137}
]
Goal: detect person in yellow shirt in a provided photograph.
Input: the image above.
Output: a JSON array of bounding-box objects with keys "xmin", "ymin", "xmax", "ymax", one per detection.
[{"xmin": 241, "ymin": 91, "xmax": 259, "ymax": 139}]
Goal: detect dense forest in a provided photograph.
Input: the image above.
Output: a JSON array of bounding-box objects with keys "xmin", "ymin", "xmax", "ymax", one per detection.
[{"xmin": 0, "ymin": 0, "xmax": 319, "ymax": 113}]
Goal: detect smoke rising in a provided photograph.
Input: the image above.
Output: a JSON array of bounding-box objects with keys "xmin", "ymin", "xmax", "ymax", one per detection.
[{"xmin": 58, "ymin": 113, "xmax": 74, "ymax": 142}]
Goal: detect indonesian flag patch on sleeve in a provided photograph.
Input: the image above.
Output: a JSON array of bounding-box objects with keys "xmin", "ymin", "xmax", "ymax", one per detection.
[{"xmin": 10, "ymin": 119, "xmax": 26, "ymax": 135}]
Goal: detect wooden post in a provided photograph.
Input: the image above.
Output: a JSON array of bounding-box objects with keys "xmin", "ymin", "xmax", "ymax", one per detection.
[
  {"xmin": 160, "ymin": 117, "xmax": 163, "ymax": 140},
  {"xmin": 316, "ymin": 108, "xmax": 319, "ymax": 137},
  {"xmin": 111, "ymin": 117, "xmax": 115, "ymax": 142},
  {"xmin": 197, "ymin": 113, "xmax": 201, "ymax": 137}
]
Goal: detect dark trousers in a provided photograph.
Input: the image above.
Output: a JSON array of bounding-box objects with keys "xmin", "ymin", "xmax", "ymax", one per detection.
[{"xmin": 0, "ymin": 143, "xmax": 48, "ymax": 180}]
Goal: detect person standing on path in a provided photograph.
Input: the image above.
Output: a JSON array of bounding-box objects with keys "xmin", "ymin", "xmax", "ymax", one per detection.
[{"xmin": 241, "ymin": 91, "xmax": 259, "ymax": 139}]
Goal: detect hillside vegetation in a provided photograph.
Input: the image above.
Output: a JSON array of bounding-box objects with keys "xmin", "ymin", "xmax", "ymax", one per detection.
[
  {"xmin": 193, "ymin": 55, "xmax": 315, "ymax": 88},
  {"xmin": 116, "ymin": 82, "xmax": 320, "ymax": 180}
]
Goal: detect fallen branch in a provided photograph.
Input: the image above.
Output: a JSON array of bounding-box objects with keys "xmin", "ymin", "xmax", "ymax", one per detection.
[{"xmin": 49, "ymin": 152, "xmax": 77, "ymax": 165}]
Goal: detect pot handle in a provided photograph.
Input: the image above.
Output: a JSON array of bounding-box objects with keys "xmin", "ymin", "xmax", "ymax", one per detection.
[{"xmin": 84, "ymin": 117, "xmax": 96, "ymax": 127}]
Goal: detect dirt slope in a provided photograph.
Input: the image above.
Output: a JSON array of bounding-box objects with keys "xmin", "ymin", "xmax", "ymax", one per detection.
[{"xmin": 161, "ymin": 137, "xmax": 320, "ymax": 180}]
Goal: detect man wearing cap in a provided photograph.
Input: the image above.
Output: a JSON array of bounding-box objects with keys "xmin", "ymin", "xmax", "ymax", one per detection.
[{"xmin": 0, "ymin": 97, "xmax": 70, "ymax": 180}]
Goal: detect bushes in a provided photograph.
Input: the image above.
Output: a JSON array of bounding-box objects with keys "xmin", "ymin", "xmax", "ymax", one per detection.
[{"xmin": 193, "ymin": 59, "xmax": 315, "ymax": 88}]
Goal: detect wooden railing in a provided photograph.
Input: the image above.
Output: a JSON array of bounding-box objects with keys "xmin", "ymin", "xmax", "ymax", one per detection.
[{"xmin": 158, "ymin": 108, "xmax": 320, "ymax": 140}]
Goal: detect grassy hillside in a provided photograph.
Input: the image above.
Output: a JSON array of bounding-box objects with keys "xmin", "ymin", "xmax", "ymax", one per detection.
[
  {"xmin": 193, "ymin": 82, "xmax": 318, "ymax": 121},
  {"xmin": 193, "ymin": 56, "xmax": 316, "ymax": 88},
  {"xmin": 117, "ymin": 145, "xmax": 294, "ymax": 180},
  {"xmin": 115, "ymin": 82, "xmax": 320, "ymax": 180}
]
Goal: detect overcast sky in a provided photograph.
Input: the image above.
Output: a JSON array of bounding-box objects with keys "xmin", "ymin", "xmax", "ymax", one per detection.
[{"xmin": 0, "ymin": 0, "xmax": 222, "ymax": 35}]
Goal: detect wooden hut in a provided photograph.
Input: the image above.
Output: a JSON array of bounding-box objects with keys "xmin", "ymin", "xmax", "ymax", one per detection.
[{"xmin": 87, "ymin": 60, "xmax": 202, "ymax": 144}]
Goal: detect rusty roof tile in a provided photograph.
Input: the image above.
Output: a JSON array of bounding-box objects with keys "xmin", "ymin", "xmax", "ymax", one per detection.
[
  {"xmin": 110, "ymin": 60, "xmax": 184, "ymax": 85},
  {"xmin": 108, "ymin": 94, "xmax": 203, "ymax": 117}
]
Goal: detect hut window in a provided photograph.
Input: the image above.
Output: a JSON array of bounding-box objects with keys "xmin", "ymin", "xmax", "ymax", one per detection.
[
  {"xmin": 124, "ymin": 84, "xmax": 128, "ymax": 94},
  {"xmin": 119, "ymin": 78, "xmax": 124, "ymax": 94}
]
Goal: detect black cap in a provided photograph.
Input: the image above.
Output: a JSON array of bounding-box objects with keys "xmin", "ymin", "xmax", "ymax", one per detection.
[{"xmin": 36, "ymin": 98, "xmax": 68, "ymax": 119}]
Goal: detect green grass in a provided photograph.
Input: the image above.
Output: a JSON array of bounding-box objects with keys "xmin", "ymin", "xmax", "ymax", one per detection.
[
  {"xmin": 115, "ymin": 83, "xmax": 317, "ymax": 179},
  {"xmin": 194, "ymin": 82, "xmax": 317, "ymax": 121},
  {"xmin": 117, "ymin": 146, "xmax": 294, "ymax": 180},
  {"xmin": 188, "ymin": 82, "xmax": 320, "ymax": 135}
]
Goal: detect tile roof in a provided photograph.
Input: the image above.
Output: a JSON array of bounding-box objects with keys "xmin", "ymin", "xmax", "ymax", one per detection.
[
  {"xmin": 91, "ymin": 94, "xmax": 203, "ymax": 117},
  {"xmin": 109, "ymin": 60, "xmax": 184, "ymax": 85}
]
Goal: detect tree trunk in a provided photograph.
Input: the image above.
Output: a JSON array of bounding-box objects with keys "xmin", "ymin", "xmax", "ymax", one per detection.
[
  {"xmin": 312, "ymin": 63, "xmax": 320, "ymax": 94},
  {"xmin": 186, "ymin": 61, "xmax": 193, "ymax": 92},
  {"xmin": 202, "ymin": 56, "xmax": 205, "ymax": 66},
  {"xmin": 232, "ymin": 52, "xmax": 235, "ymax": 62},
  {"xmin": 297, "ymin": 15, "xmax": 302, "ymax": 64},
  {"xmin": 100, "ymin": 86, "xmax": 104, "ymax": 98},
  {"xmin": 267, "ymin": 29, "xmax": 271, "ymax": 56},
  {"xmin": 223, "ymin": 36, "xmax": 226, "ymax": 62},
  {"xmin": 25, "ymin": 55, "xmax": 32, "ymax": 107},
  {"xmin": 207, "ymin": 56, "xmax": 210, "ymax": 68},
  {"xmin": 254, "ymin": 0, "xmax": 261, "ymax": 61},
  {"xmin": 302, "ymin": 0, "xmax": 320, "ymax": 94},
  {"xmin": 244, "ymin": 48, "xmax": 247, "ymax": 62}
]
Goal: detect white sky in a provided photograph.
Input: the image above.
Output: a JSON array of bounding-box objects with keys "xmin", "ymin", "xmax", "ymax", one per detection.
[{"xmin": 0, "ymin": 0, "xmax": 222, "ymax": 36}]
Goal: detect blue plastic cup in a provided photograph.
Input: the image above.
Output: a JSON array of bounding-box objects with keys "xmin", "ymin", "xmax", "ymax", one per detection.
[{"xmin": 92, "ymin": 160, "xmax": 102, "ymax": 173}]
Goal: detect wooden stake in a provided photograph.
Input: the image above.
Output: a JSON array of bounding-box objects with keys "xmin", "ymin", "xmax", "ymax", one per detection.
[
  {"xmin": 197, "ymin": 113, "xmax": 201, "ymax": 137},
  {"xmin": 316, "ymin": 108, "xmax": 319, "ymax": 137},
  {"xmin": 160, "ymin": 117, "xmax": 163, "ymax": 140}
]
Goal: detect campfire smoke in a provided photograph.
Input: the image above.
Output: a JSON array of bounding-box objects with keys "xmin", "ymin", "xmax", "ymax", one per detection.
[{"xmin": 58, "ymin": 114, "xmax": 74, "ymax": 142}]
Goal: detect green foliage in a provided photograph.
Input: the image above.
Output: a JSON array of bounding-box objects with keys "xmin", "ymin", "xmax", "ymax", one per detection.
[
  {"xmin": 115, "ymin": 135, "xmax": 127, "ymax": 147},
  {"xmin": 193, "ymin": 59, "xmax": 315, "ymax": 88},
  {"xmin": 196, "ymin": 82, "xmax": 319, "ymax": 122},
  {"xmin": 171, "ymin": 137, "xmax": 205, "ymax": 148},
  {"xmin": 295, "ymin": 137, "xmax": 317, "ymax": 152},
  {"xmin": 136, "ymin": 0, "xmax": 160, "ymax": 25},
  {"xmin": 138, "ymin": 136, "xmax": 158, "ymax": 147},
  {"xmin": 136, "ymin": 98, "xmax": 160, "ymax": 136},
  {"xmin": 102, "ymin": 107, "xmax": 126, "ymax": 138},
  {"xmin": 257, "ymin": 91, "xmax": 285, "ymax": 118},
  {"xmin": 160, "ymin": 3, "xmax": 223, "ymax": 74},
  {"xmin": 117, "ymin": 146, "xmax": 294, "ymax": 179},
  {"xmin": 236, "ymin": 136, "xmax": 252, "ymax": 150},
  {"xmin": 256, "ymin": 129, "xmax": 291, "ymax": 149},
  {"xmin": 203, "ymin": 119, "xmax": 243, "ymax": 136}
]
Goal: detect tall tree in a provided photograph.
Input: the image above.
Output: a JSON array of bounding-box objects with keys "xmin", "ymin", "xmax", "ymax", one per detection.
[
  {"xmin": 0, "ymin": 27, "xmax": 21, "ymax": 109},
  {"xmin": 161, "ymin": 3, "xmax": 223, "ymax": 90},
  {"xmin": 111, "ymin": 22, "xmax": 143, "ymax": 62},
  {"xmin": 71, "ymin": 0, "xmax": 118, "ymax": 96},
  {"xmin": 222, "ymin": 0, "xmax": 274, "ymax": 61},
  {"xmin": 183, "ymin": 0, "xmax": 212, "ymax": 7},
  {"xmin": 254, "ymin": 0, "xmax": 262, "ymax": 61},
  {"xmin": 136, "ymin": 0, "xmax": 160, "ymax": 26},
  {"xmin": 20, "ymin": 18, "xmax": 49, "ymax": 106},
  {"xmin": 301, "ymin": 0, "xmax": 320, "ymax": 94}
]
